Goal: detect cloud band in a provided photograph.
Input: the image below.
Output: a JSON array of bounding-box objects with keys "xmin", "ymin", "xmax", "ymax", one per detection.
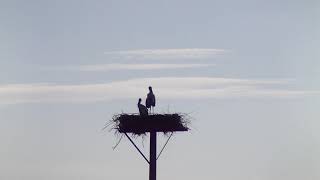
[{"xmin": 0, "ymin": 77, "xmax": 317, "ymax": 105}]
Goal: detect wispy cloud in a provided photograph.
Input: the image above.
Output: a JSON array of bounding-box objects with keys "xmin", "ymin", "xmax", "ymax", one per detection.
[
  {"xmin": 63, "ymin": 63, "xmax": 215, "ymax": 71},
  {"xmin": 104, "ymin": 48, "xmax": 227, "ymax": 60},
  {"xmin": 47, "ymin": 48, "xmax": 226, "ymax": 72},
  {"xmin": 0, "ymin": 77, "xmax": 318, "ymax": 105}
]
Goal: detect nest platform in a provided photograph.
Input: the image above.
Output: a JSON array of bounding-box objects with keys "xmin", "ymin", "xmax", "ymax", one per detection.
[{"xmin": 112, "ymin": 113, "xmax": 189, "ymax": 134}]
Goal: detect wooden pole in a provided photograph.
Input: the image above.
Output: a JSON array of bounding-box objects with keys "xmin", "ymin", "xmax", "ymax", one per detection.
[{"xmin": 149, "ymin": 131, "xmax": 157, "ymax": 180}]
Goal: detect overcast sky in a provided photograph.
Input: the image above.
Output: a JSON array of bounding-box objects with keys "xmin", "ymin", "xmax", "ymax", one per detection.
[{"xmin": 1, "ymin": 0, "xmax": 320, "ymax": 180}]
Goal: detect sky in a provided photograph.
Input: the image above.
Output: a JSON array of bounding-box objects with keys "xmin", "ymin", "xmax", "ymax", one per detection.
[{"xmin": 0, "ymin": 0, "xmax": 320, "ymax": 180}]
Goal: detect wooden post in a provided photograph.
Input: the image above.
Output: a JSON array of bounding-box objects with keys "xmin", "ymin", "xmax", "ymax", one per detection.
[{"xmin": 149, "ymin": 131, "xmax": 157, "ymax": 180}]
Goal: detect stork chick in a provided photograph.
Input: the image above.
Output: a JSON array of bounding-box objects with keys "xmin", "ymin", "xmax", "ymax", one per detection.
[{"xmin": 137, "ymin": 98, "xmax": 148, "ymax": 116}]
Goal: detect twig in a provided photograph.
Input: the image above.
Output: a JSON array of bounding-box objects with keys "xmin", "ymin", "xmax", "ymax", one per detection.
[{"xmin": 112, "ymin": 134, "xmax": 124, "ymax": 150}]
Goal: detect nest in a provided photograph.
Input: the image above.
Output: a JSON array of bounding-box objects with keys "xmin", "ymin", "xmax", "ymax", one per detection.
[{"xmin": 108, "ymin": 113, "xmax": 189, "ymax": 135}]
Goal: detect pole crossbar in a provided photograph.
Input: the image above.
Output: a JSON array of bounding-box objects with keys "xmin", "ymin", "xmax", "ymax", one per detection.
[
  {"xmin": 124, "ymin": 133, "xmax": 150, "ymax": 164},
  {"xmin": 157, "ymin": 132, "xmax": 173, "ymax": 160}
]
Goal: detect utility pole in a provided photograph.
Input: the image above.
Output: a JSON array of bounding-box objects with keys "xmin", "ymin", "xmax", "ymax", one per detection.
[
  {"xmin": 149, "ymin": 131, "xmax": 157, "ymax": 180},
  {"xmin": 113, "ymin": 113, "xmax": 189, "ymax": 180}
]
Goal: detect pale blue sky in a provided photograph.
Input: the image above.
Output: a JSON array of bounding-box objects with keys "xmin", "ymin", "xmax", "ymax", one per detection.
[{"xmin": 1, "ymin": 0, "xmax": 320, "ymax": 180}]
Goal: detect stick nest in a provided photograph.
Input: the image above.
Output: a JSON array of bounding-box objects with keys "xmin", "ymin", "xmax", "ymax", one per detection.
[{"xmin": 108, "ymin": 113, "xmax": 190, "ymax": 136}]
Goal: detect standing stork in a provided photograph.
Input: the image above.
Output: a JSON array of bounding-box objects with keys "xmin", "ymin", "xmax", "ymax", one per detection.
[{"xmin": 146, "ymin": 86, "xmax": 156, "ymax": 114}]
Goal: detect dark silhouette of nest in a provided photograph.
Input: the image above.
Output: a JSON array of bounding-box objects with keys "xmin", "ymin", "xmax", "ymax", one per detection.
[{"xmin": 108, "ymin": 113, "xmax": 189, "ymax": 136}]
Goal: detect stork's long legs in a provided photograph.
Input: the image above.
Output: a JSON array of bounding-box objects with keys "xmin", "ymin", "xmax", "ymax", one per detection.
[{"xmin": 148, "ymin": 107, "xmax": 155, "ymax": 114}]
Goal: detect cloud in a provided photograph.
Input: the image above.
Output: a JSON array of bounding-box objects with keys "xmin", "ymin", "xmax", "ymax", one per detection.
[
  {"xmin": 104, "ymin": 48, "xmax": 227, "ymax": 60},
  {"xmin": 48, "ymin": 48, "xmax": 226, "ymax": 72},
  {"xmin": 64, "ymin": 63, "xmax": 215, "ymax": 71},
  {"xmin": 0, "ymin": 77, "xmax": 318, "ymax": 105}
]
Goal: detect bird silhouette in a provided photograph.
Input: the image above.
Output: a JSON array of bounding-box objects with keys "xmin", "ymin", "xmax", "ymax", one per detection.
[
  {"xmin": 137, "ymin": 98, "xmax": 148, "ymax": 116},
  {"xmin": 146, "ymin": 86, "xmax": 156, "ymax": 114}
]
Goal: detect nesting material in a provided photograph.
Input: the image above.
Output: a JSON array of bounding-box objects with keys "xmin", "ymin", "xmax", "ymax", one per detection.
[{"xmin": 111, "ymin": 113, "xmax": 189, "ymax": 135}]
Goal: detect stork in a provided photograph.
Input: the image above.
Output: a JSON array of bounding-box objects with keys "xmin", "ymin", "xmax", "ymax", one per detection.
[
  {"xmin": 137, "ymin": 98, "xmax": 148, "ymax": 116},
  {"xmin": 146, "ymin": 86, "xmax": 156, "ymax": 114}
]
